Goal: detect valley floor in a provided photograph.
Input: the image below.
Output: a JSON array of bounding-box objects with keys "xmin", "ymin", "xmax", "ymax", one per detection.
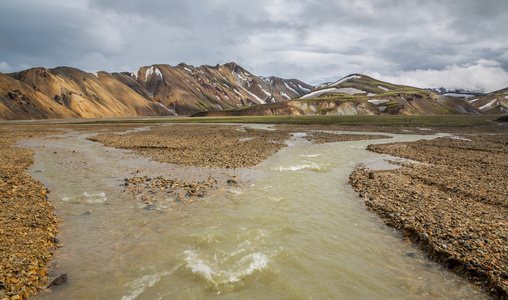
[{"xmin": 0, "ymin": 121, "xmax": 506, "ymax": 298}]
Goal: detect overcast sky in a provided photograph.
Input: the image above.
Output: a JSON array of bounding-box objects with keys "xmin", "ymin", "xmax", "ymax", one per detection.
[{"xmin": 1, "ymin": 0, "xmax": 507, "ymax": 92}]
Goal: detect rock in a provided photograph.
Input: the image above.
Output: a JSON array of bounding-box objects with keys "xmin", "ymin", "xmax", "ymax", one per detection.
[
  {"xmin": 402, "ymin": 228, "xmax": 413, "ymax": 237},
  {"xmin": 47, "ymin": 274, "xmax": 67, "ymax": 288}
]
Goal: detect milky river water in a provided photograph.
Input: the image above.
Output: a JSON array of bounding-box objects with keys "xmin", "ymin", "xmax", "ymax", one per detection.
[{"xmin": 25, "ymin": 126, "xmax": 487, "ymax": 299}]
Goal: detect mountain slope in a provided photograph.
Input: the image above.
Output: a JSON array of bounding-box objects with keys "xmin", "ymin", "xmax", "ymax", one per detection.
[
  {"xmin": 127, "ymin": 63, "xmax": 313, "ymax": 115},
  {"xmin": 0, "ymin": 63, "xmax": 314, "ymax": 120},
  {"xmin": 7, "ymin": 67, "xmax": 168, "ymax": 119},
  {"xmin": 466, "ymin": 87, "xmax": 508, "ymax": 114},
  {"xmin": 299, "ymin": 74, "xmax": 480, "ymax": 115},
  {"xmin": 196, "ymin": 74, "xmax": 481, "ymax": 117},
  {"xmin": 0, "ymin": 72, "xmax": 77, "ymax": 120}
]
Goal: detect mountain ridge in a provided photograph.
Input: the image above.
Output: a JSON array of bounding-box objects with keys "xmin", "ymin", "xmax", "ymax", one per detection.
[
  {"xmin": 0, "ymin": 64, "xmax": 506, "ymax": 120},
  {"xmin": 196, "ymin": 73, "xmax": 484, "ymax": 117},
  {"xmin": 0, "ymin": 63, "xmax": 314, "ymax": 120}
]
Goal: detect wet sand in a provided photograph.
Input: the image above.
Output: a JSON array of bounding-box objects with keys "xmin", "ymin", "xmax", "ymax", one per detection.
[{"xmin": 0, "ymin": 122, "xmax": 506, "ymax": 298}]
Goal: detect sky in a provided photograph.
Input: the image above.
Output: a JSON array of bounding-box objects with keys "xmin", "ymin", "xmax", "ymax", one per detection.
[{"xmin": 1, "ymin": 0, "xmax": 508, "ymax": 92}]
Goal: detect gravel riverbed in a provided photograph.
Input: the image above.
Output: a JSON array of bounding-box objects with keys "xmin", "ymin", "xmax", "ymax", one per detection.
[
  {"xmin": 0, "ymin": 122, "xmax": 506, "ymax": 299},
  {"xmin": 349, "ymin": 127, "xmax": 508, "ymax": 299}
]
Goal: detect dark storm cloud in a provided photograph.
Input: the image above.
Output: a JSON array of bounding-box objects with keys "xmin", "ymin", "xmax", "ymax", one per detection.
[{"xmin": 1, "ymin": 0, "xmax": 507, "ymax": 91}]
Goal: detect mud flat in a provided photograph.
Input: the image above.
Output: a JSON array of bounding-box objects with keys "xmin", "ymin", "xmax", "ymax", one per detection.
[{"xmin": 349, "ymin": 126, "xmax": 508, "ymax": 298}]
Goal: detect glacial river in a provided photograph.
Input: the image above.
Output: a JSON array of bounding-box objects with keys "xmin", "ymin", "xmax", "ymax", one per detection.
[{"xmin": 25, "ymin": 126, "xmax": 487, "ymax": 299}]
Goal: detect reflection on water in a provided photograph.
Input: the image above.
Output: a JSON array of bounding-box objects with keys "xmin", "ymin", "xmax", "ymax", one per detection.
[{"xmin": 25, "ymin": 128, "xmax": 487, "ymax": 299}]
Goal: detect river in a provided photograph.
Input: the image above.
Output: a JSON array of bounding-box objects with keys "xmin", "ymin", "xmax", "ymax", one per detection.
[{"xmin": 24, "ymin": 126, "xmax": 487, "ymax": 299}]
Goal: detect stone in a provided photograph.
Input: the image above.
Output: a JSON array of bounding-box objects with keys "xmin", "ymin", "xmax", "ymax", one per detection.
[{"xmin": 47, "ymin": 274, "xmax": 67, "ymax": 288}]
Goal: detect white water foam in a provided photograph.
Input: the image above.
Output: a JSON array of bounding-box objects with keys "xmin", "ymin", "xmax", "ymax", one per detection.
[
  {"xmin": 277, "ymin": 163, "xmax": 320, "ymax": 172},
  {"xmin": 228, "ymin": 189, "xmax": 243, "ymax": 196},
  {"xmin": 121, "ymin": 273, "xmax": 162, "ymax": 300},
  {"xmin": 61, "ymin": 191, "xmax": 107, "ymax": 204},
  {"xmin": 83, "ymin": 191, "xmax": 107, "ymax": 204},
  {"xmin": 183, "ymin": 249, "xmax": 270, "ymax": 288},
  {"xmin": 121, "ymin": 266, "xmax": 180, "ymax": 300}
]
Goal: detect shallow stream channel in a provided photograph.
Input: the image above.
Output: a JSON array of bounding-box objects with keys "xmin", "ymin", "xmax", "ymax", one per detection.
[{"xmin": 24, "ymin": 125, "xmax": 487, "ymax": 299}]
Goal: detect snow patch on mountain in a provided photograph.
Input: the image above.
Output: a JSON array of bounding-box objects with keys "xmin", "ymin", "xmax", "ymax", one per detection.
[
  {"xmin": 131, "ymin": 68, "xmax": 140, "ymax": 80},
  {"xmin": 300, "ymin": 88, "xmax": 335, "ymax": 99},
  {"xmin": 232, "ymin": 70, "xmax": 247, "ymax": 81},
  {"xmin": 258, "ymin": 84, "xmax": 271, "ymax": 97},
  {"xmin": 155, "ymin": 68, "xmax": 163, "ymax": 82},
  {"xmin": 315, "ymin": 82, "xmax": 332, "ymax": 89},
  {"xmin": 145, "ymin": 66, "xmax": 154, "ymax": 82},
  {"xmin": 238, "ymin": 84, "xmax": 265, "ymax": 104},
  {"xmin": 280, "ymin": 91, "xmax": 290, "ymax": 100},
  {"xmin": 216, "ymin": 71, "xmax": 227, "ymax": 81},
  {"xmin": 377, "ymin": 85, "xmax": 389, "ymax": 91},
  {"xmin": 479, "ymin": 99, "xmax": 499, "ymax": 111},
  {"xmin": 332, "ymin": 75, "xmax": 361, "ymax": 86},
  {"xmin": 298, "ymin": 84, "xmax": 311, "ymax": 93},
  {"xmin": 368, "ymin": 99, "xmax": 390, "ymax": 105},
  {"xmin": 301, "ymin": 87, "xmax": 366, "ymax": 99},
  {"xmin": 284, "ymin": 82, "xmax": 298, "ymax": 95},
  {"xmin": 260, "ymin": 76, "xmax": 271, "ymax": 84},
  {"xmin": 157, "ymin": 102, "xmax": 176, "ymax": 115}
]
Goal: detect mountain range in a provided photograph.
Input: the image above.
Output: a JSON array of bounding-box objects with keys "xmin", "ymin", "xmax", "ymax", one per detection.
[{"xmin": 0, "ymin": 63, "xmax": 506, "ymax": 120}]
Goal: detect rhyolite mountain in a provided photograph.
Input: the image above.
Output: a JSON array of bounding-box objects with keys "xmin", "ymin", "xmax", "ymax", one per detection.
[
  {"xmin": 0, "ymin": 63, "xmax": 500, "ymax": 120},
  {"xmin": 465, "ymin": 87, "xmax": 508, "ymax": 115},
  {"xmin": 0, "ymin": 63, "xmax": 313, "ymax": 120},
  {"xmin": 195, "ymin": 74, "xmax": 484, "ymax": 117}
]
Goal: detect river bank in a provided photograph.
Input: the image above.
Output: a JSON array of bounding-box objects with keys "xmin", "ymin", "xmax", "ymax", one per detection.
[
  {"xmin": 349, "ymin": 126, "xmax": 508, "ymax": 298},
  {"xmin": 0, "ymin": 122, "xmax": 505, "ymax": 298},
  {"xmin": 0, "ymin": 126, "xmax": 62, "ymax": 299}
]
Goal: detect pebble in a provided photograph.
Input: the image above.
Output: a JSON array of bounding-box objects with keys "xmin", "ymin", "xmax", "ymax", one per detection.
[
  {"xmin": 0, "ymin": 126, "xmax": 60, "ymax": 299},
  {"xmin": 349, "ymin": 128, "xmax": 508, "ymax": 299}
]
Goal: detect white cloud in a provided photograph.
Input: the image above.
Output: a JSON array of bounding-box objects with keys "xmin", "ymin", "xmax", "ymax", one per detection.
[
  {"xmin": 0, "ymin": 61, "xmax": 12, "ymax": 73},
  {"xmin": 0, "ymin": 61, "xmax": 31, "ymax": 74},
  {"xmin": 368, "ymin": 60, "xmax": 508, "ymax": 93},
  {"xmin": 72, "ymin": 52, "xmax": 117, "ymax": 72},
  {"xmin": 0, "ymin": 0, "xmax": 507, "ymax": 91}
]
